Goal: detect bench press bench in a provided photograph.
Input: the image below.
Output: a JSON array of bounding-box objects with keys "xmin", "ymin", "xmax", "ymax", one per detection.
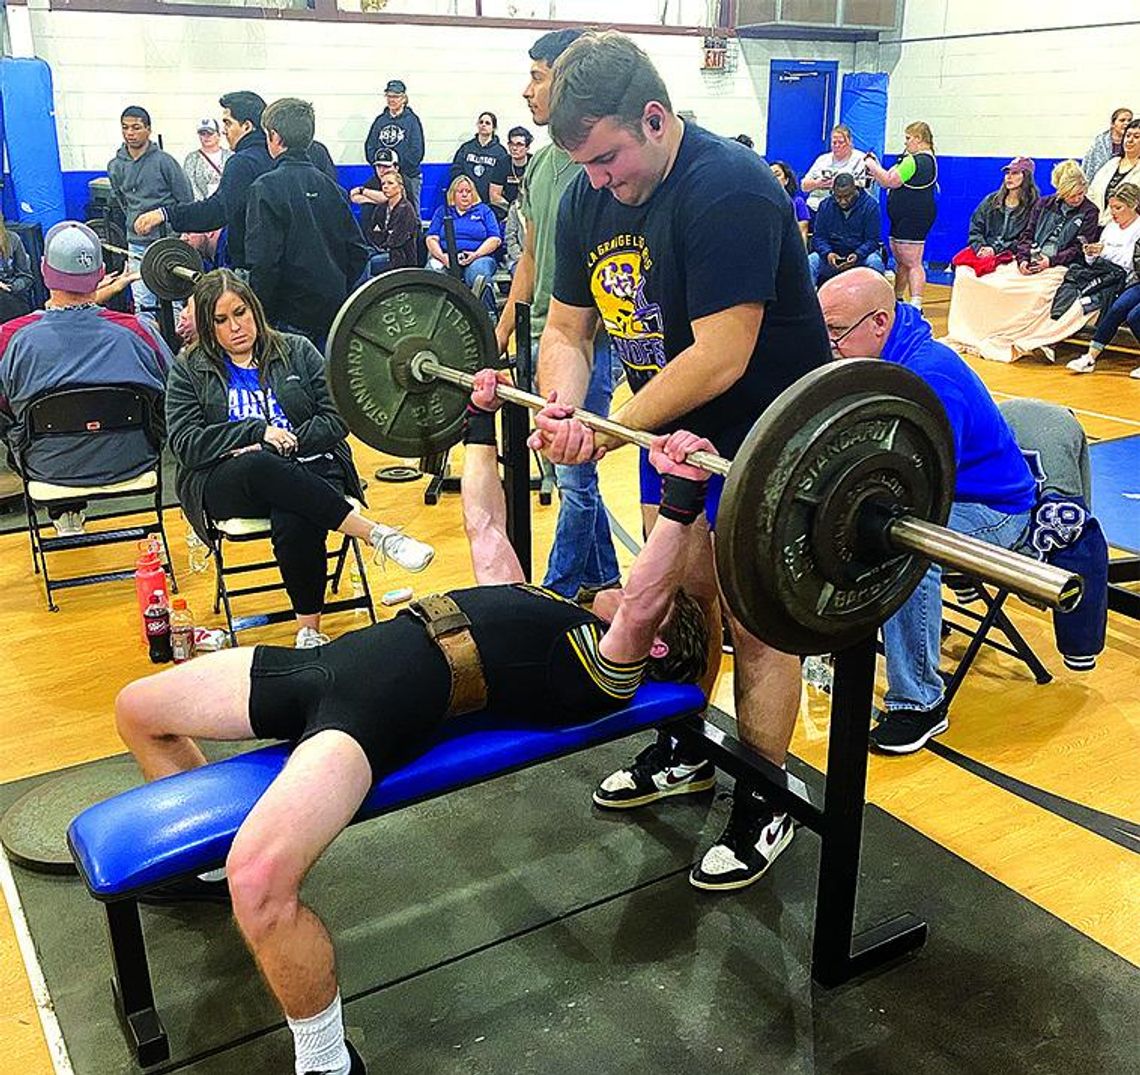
[{"xmin": 67, "ymin": 681, "xmax": 704, "ymax": 1067}]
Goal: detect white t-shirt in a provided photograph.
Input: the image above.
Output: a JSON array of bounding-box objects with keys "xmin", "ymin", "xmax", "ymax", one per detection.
[
  {"xmin": 803, "ymin": 150, "xmax": 871, "ymax": 210},
  {"xmin": 1092, "ymin": 215, "xmax": 1140, "ymax": 282}
]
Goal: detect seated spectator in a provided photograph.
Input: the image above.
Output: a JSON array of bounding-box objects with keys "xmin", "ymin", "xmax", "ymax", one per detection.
[
  {"xmin": 1082, "ymin": 107, "xmax": 1133, "ymax": 182},
  {"xmin": 360, "ymin": 172, "xmax": 419, "ymax": 276},
  {"xmin": 504, "ymin": 126, "xmax": 533, "ymax": 209},
  {"xmin": 944, "ymin": 160, "xmax": 1099, "ymax": 363},
  {"xmin": 425, "ymin": 175, "xmax": 502, "ymax": 317},
  {"xmin": 807, "ymin": 173, "xmax": 884, "ymax": 285},
  {"xmin": 802, "ymin": 124, "xmax": 871, "ymax": 213},
  {"xmin": 181, "ymin": 117, "xmax": 232, "ymax": 263},
  {"xmin": 1087, "ymin": 119, "xmax": 1140, "ymax": 224},
  {"xmin": 0, "ymin": 221, "xmax": 171, "ymax": 536},
  {"xmin": 1066, "ymin": 183, "xmax": 1140, "ymax": 378},
  {"xmin": 821, "ymin": 268, "xmax": 1037, "ymax": 754},
  {"xmin": 770, "ymin": 160, "xmax": 809, "ymax": 245},
  {"xmin": 451, "ymin": 112, "xmax": 509, "ymax": 212},
  {"xmin": 349, "ymin": 148, "xmax": 399, "ymax": 211},
  {"xmin": 165, "ymin": 270, "xmax": 435, "ymax": 649},
  {"xmin": 951, "ymin": 157, "xmax": 1038, "ymax": 277},
  {"xmin": 0, "ymin": 220, "xmax": 34, "ymax": 321}
]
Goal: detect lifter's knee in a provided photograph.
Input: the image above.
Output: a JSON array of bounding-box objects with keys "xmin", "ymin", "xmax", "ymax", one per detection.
[
  {"xmin": 114, "ymin": 679, "xmax": 163, "ymax": 745},
  {"xmin": 226, "ymin": 839, "xmax": 304, "ymax": 942}
]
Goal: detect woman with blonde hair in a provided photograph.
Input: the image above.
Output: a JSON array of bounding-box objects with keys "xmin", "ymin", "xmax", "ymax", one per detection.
[
  {"xmin": 425, "ymin": 174, "xmax": 502, "ymax": 316},
  {"xmin": 864, "ymin": 121, "xmax": 937, "ymax": 309},
  {"xmin": 944, "ymin": 160, "xmax": 1100, "ymax": 363}
]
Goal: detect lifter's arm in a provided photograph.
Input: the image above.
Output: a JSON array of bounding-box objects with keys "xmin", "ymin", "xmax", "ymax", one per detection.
[{"xmin": 461, "ymin": 369, "xmax": 525, "ymax": 586}]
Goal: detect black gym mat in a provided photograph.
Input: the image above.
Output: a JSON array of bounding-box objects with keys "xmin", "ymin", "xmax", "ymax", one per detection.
[{"xmin": 3, "ymin": 718, "xmax": 1137, "ymax": 1075}]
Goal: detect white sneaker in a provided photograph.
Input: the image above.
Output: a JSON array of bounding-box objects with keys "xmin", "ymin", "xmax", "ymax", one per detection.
[
  {"xmin": 1066, "ymin": 353, "xmax": 1096, "ymax": 373},
  {"xmin": 884, "ymin": 269, "xmax": 896, "ymax": 287},
  {"xmin": 1131, "ymin": 366, "xmax": 1140, "ymax": 379},
  {"xmin": 294, "ymin": 626, "xmax": 330, "ymax": 649},
  {"xmin": 53, "ymin": 509, "xmax": 86, "ymax": 536},
  {"xmin": 370, "ymin": 525, "xmax": 435, "ymax": 572}
]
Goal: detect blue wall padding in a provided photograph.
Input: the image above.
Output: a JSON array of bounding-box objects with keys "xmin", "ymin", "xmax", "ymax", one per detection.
[
  {"xmin": 0, "ymin": 58, "xmax": 66, "ymax": 231},
  {"xmin": 840, "ymin": 72, "xmax": 888, "ymax": 162}
]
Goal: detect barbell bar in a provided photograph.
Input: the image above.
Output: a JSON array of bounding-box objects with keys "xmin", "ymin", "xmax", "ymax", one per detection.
[{"xmin": 408, "ymin": 351, "xmax": 1082, "ymax": 618}]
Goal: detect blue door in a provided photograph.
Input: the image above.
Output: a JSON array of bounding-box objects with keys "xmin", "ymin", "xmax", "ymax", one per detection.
[{"xmin": 765, "ymin": 60, "xmax": 839, "ymax": 182}]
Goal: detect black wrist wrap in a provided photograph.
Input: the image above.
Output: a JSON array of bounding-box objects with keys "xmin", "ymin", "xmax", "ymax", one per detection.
[
  {"xmin": 658, "ymin": 474, "xmax": 707, "ymax": 526},
  {"xmin": 462, "ymin": 403, "xmax": 497, "ymax": 446}
]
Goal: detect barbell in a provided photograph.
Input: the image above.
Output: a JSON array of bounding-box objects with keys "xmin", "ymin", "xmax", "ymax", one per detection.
[
  {"xmin": 98, "ymin": 235, "xmax": 204, "ymax": 302},
  {"xmin": 324, "ymin": 269, "xmax": 1083, "ymax": 656}
]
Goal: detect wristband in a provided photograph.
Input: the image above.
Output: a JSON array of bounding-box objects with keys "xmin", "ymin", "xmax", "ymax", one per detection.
[
  {"xmin": 658, "ymin": 474, "xmax": 707, "ymax": 526},
  {"xmin": 462, "ymin": 402, "xmax": 497, "ymax": 446}
]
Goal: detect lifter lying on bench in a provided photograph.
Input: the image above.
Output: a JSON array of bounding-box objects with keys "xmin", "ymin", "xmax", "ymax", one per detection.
[{"xmin": 113, "ymin": 369, "xmax": 711, "ymax": 1075}]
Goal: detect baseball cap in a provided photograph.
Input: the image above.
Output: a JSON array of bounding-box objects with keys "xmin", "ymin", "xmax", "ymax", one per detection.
[
  {"xmin": 372, "ymin": 149, "xmax": 400, "ymax": 167},
  {"xmin": 1002, "ymin": 156, "xmax": 1035, "ymax": 175},
  {"xmin": 384, "ymin": 79, "xmax": 407, "ymax": 95},
  {"xmin": 41, "ymin": 221, "xmax": 105, "ymax": 293},
  {"xmin": 197, "ymin": 117, "xmax": 220, "ymax": 134}
]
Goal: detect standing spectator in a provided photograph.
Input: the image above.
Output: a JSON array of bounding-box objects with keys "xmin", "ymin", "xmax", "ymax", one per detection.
[
  {"xmin": 451, "ymin": 112, "xmax": 509, "ymax": 211},
  {"xmin": 807, "ymin": 173, "xmax": 885, "ymax": 285},
  {"xmin": 951, "ymin": 157, "xmax": 1038, "ymax": 277},
  {"xmin": 109, "ymin": 105, "xmax": 193, "ymax": 317},
  {"xmin": 181, "ymin": 117, "xmax": 232, "ymax": 263},
  {"xmin": 360, "ymin": 173, "xmax": 419, "ymax": 275},
  {"xmin": 246, "ymin": 98, "xmax": 369, "ymax": 349},
  {"xmin": 134, "ymin": 91, "xmax": 274, "ymax": 272},
  {"xmin": 1082, "ymin": 107, "xmax": 1133, "ymax": 182},
  {"xmin": 864, "ymin": 121, "xmax": 938, "ymax": 310},
  {"xmin": 733, "ymin": 133, "xmax": 755, "ymax": 148},
  {"xmin": 0, "ymin": 220, "xmax": 34, "ymax": 321},
  {"xmin": 770, "ymin": 160, "xmax": 810, "ymax": 245},
  {"xmin": 801, "ymin": 124, "xmax": 871, "ymax": 212},
  {"xmin": 503, "ymin": 126, "xmax": 533, "ymax": 208},
  {"xmin": 1087, "ymin": 119, "xmax": 1140, "ymax": 224},
  {"xmin": 425, "ymin": 175, "xmax": 501, "ymax": 317},
  {"xmin": 364, "ymin": 79, "xmax": 425, "ymax": 216},
  {"xmin": 307, "ymin": 139, "xmax": 340, "ymax": 185}
]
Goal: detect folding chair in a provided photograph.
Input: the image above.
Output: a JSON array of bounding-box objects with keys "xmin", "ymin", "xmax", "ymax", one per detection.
[{"xmin": 19, "ymin": 385, "xmax": 175, "ymax": 611}]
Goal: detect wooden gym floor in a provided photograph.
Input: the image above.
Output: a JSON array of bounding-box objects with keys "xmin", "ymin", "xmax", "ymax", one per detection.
[{"xmin": 1, "ymin": 285, "xmax": 1138, "ymax": 1072}]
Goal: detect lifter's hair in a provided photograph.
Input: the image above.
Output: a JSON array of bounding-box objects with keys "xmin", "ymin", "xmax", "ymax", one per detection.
[
  {"xmin": 262, "ymin": 98, "xmax": 315, "ymax": 151},
  {"xmin": 189, "ymin": 269, "xmax": 288, "ymax": 379},
  {"xmin": 645, "ymin": 588, "xmax": 708, "ymax": 685},
  {"xmin": 548, "ymin": 31, "xmax": 672, "ymax": 152}
]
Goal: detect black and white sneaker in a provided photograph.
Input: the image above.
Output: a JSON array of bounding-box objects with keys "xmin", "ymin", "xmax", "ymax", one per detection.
[
  {"xmin": 869, "ymin": 706, "xmax": 949, "ymax": 754},
  {"xmin": 689, "ymin": 790, "xmax": 794, "ymax": 891},
  {"xmin": 593, "ymin": 734, "xmax": 717, "ymax": 809}
]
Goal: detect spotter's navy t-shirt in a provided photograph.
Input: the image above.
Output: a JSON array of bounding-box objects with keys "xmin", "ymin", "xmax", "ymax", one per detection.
[{"xmin": 552, "ymin": 123, "xmax": 829, "ymax": 458}]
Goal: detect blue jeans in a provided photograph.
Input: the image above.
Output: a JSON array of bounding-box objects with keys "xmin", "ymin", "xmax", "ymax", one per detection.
[
  {"xmin": 882, "ymin": 501, "xmax": 1030, "ymax": 712},
  {"xmin": 1093, "ymin": 281, "xmax": 1140, "ymax": 346},
  {"xmin": 541, "ymin": 332, "xmax": 621, "ymax": 598},
  {"xmin": 809, "ymin": 249, "xmax": 886, "ymax": 286},
  {"xmin": 428, "ymin": 256, "xmax": 499, "ymax": 318},
  {"xmin": 128, "ymin": 240, "xmax": 160, "ymax": 316}
]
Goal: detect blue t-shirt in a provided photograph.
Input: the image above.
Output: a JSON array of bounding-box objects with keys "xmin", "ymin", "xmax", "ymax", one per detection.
[
  {"xmin": 225, "ymin": 358, "xmax": 292, "ymax": 430},
  {"xmin": 426, "ymin": 203, "xmax": 501, "ymax": 255},
  {"xmin": 881, "ymin": 303, "xmax": 1035, "ymax": 513},
  {"xmin": 552, "ymin": 124, "xmax": 829, "ymax": 457}
]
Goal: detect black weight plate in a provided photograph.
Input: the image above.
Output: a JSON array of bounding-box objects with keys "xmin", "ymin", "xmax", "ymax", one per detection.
[
  {"xmin": 715, "ymin": 359, "xmax": 954, "ymax": 656},
  {"xmin": 374, "ymin": 464, "xmax": 422, "ymax": 483},
  {"xmin": 140, "ymin": 236, "xmax": 202, "ymax": 302},
  {"xmin": 86, "ymin": 217, "xmax": 128, "ymax": 274},
  {"xmin": 325, "ymin": 269, "xmax": 498, "ymax": 457}
]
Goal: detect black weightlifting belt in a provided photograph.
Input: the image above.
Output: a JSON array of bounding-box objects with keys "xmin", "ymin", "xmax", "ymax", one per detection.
[{"xmin": 407, "ymin": 594, "xmax": 488, "ymax": 717}]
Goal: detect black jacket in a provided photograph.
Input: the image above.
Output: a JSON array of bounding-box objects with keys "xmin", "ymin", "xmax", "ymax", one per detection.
[
  {"xmin": 165, "ymin": 129, "xmax": 274, "ymax": 268},
  {"xmin": 245, "ymin": 151, "xmax": 370, "ymax": 333},
  {"xmin": 360, "ymin": 184, "xmax": 420, "ymax": 267},
  {"xmin": 968, "ymin": 194, "xmax": 1034, "ymax": 254},
  {"xmin": 165, "ymin": 332, "xmax": 365, "ymax": 542},
  {"xmin": 308, "ymin": 141, "xmax": 339, "ymax": 184}
]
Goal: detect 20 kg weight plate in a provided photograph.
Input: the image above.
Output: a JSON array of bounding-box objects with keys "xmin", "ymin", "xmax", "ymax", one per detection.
[
  {"xmin": 716, "ymin": 359, "xmax": 954, "ymax": 656},
  {"xmin": 325, "ymin": 269, "xmax": 498, "ymax": 458}
]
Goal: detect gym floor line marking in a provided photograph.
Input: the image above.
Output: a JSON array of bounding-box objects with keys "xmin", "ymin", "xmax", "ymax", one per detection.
[
  {"xmin": 925, "ymin": 741, "xmax": 1140, "ymax": 855},
  {"xmin": 0, "ymin": 846, "xmax": 75, "ymax": 1075},
  {"xmin": 988, "ymin": 390, "xmax": 1140, "ymax": 430}
]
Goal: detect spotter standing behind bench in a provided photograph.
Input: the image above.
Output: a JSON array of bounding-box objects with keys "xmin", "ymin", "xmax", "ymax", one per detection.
[{"xmin": 114, "ymin": 368, "xmax": 710, "ymax": 1075}]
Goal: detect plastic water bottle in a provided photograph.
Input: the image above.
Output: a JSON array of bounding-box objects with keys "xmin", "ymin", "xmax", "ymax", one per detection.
[
  {"xmin": 134, "ymin": 540, "xmax": 169, "ymax": 644},
  {"xmin": 802, "ymin": 655, "xmax": 834, "ymax": 695},
  {"xmin": 145, "ymin": 591, "xmax": 173, "ymax": 664},
  {"xmin": 170, "ymin": 598, "xmax": 195, "ymax": 663},
  {"xmin": 186, "ymin": 529, "xmax": 210, "ymax": 573}
]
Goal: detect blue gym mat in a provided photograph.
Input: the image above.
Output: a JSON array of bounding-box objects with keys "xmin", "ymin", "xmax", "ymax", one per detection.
[{"xmin": 1090, "ymin": 435, "xmax": 1140, "ymax": 554}]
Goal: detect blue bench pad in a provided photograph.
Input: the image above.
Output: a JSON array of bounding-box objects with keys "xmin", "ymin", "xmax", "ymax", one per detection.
[{"xmin": 67, "ymin": 681, "xmax": 705, "ymax": 900}]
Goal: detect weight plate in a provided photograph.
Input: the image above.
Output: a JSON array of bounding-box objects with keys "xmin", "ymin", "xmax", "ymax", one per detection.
[
  {"xmin": 374, "ymin": 464, "xmax": 422, "ymax": 483},
  {"xmin": 140, "ymin": 236, "xmax": 203, "ymax": 302},
  {"xmin": 325, "ymin": 269, "xmax": 498, "ymax": 457},
  {"xmin": 715, "ymin": 359, "xmax": 954, "ymax": 656},
  {"xmin": 86, "ymin": 217, "xmax": 128, "ymax": 274}
]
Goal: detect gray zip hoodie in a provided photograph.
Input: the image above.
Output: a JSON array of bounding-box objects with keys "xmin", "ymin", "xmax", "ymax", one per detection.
[{"xmin": 107, "ymin": 141, "xmax": 194, "ymax": 244}]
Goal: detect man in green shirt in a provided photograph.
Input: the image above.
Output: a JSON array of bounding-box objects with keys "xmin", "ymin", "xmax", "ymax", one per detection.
[{"xmin": 495, "ymin": 29, "xmax": 620, "ymax": 602}]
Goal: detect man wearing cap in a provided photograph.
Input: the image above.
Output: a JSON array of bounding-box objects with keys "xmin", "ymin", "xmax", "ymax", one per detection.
[
  {"xmin": 108, "ymin": 106, "xmax": 194, "ymax": 317},
  {"xmin": 183, "ymin": 117, "xmax": 233, "ymax": 201},
  {"xmin": 951, "ymin": 157, "xmax": 1038, "ymax": 278},
  {"xmin": 133, "ymin": 91, "xmax": 274, "ymax": 272},
  {"xmin": 349, "ymin": 149, "xmax": 400, "ymax": 209},
  {"xmin": 364, "ymin": 80, "xmax": 425, "ymax": 217},
  {"xmin": 0, "ymin": 222, "xmax": 172, "ymax": 536},
  {"xmin": 807, "ymin": 172, "xmax": 885, "ymax": 286}
]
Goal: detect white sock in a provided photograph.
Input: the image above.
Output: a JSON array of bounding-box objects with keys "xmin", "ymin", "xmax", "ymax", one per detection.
[
  {"xmin": 197, "ymin": 868, "xmax": 226, "ymax": 883},
  {"xmin": 908, "ymin": 295, "xmax": 923, "ymax": 310},
  {"xmin": 288, "ymin": 992, "xmax": 350, "ymax": 1075}
]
